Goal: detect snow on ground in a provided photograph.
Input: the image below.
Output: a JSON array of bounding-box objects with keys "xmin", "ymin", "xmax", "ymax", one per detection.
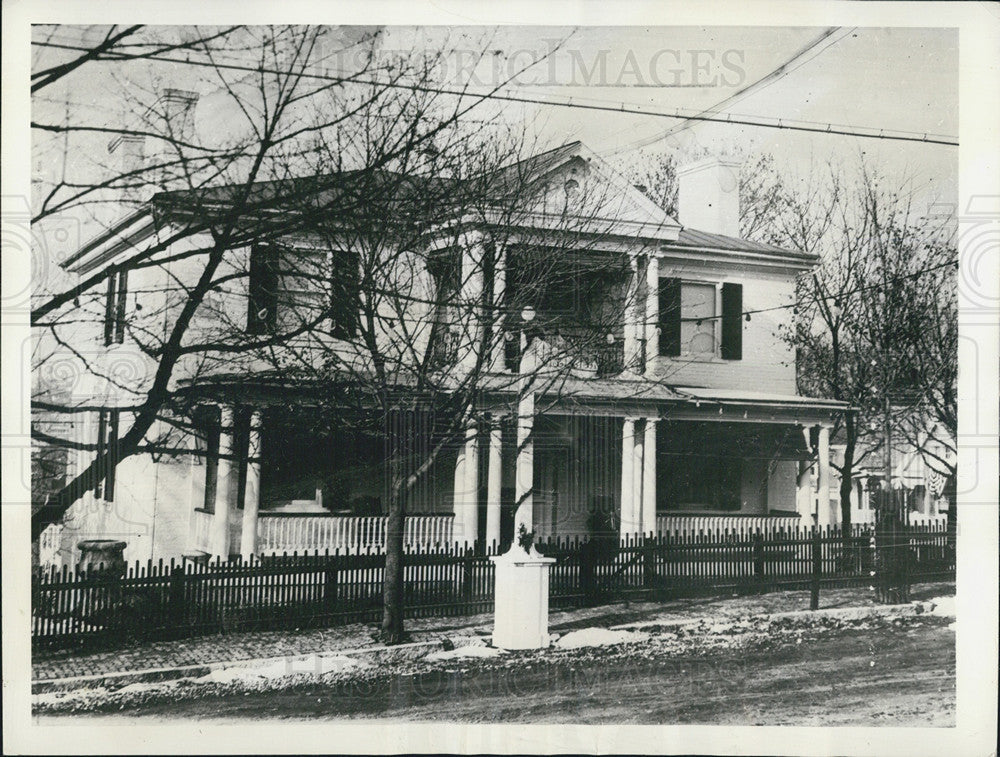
[
  {"xmin": 193, "ymin": 655, "xmax": 357, "ymax": 684},
  {"xmin": 425, "ymin": 645, "xmax": 503, "ymax": 661},
  {"xmin": 927, "ymin": 596, "xmax": 955, "ymax": 618},
  {"xmin": 554, "ymin": 628, "xmax": 650, "ymax": 649}
]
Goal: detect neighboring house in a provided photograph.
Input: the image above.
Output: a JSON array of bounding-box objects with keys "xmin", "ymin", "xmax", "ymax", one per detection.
[
  {"xmin": 36, "ymin": 142, "xmax": 848, "ymax": 567},
  {"xmin": 827, "ymin": 415, "xmax": 954, "ymax": 528}
]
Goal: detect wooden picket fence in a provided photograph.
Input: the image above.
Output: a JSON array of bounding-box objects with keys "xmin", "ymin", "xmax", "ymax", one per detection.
[{"xmin": 32, "ymin": 523, "xmax": 953, "ymax": 650}]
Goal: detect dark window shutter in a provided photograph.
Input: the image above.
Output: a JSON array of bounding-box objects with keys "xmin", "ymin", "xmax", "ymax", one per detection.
[
  {"xmin": 721, "ymin": 282, "xmax": 743, "ymax": 360},
  {"xmin": 114, "ymin": 270, "xmax": 128, "ymax": 344},
  {"xmin": 248, "ymin": 245, "xmax": 278, "ymax": 334},
  {"xmin": 94, "ymin": 409, "xmax": 108, "ymax": 498},
  {"xmin": 104, "ymin": 274, "xmax": 116, "ymax": 346},
  {"xmin": 105, "ymin": 409, "xmax": 120, "ymax": 500},
  {"xmin": 330, "ymin": 249, "xmax": 359, "ymax": 339},
  {"xmin": 658, "ymin": 277, "xmax": 681, "ymax": 357}
]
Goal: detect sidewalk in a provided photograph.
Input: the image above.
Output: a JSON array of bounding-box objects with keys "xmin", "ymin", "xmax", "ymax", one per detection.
[{"xmin": 33, "ymin": 580, "xmax": 954, "ymax": 686}]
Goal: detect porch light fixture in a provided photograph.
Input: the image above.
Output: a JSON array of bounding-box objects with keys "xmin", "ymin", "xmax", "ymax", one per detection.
[{"xmin": 521, "ymin": 306, "xmax": 536, "ymax": 324}]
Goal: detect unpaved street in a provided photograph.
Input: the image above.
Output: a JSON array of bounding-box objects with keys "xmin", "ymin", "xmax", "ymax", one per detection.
[{"xmin": 35, "ymin": 615, "xmax": 955, "ymax": 726}]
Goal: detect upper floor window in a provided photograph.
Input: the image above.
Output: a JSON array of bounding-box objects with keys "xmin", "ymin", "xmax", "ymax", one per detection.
[
  {"xmin": 659, "ymin": 278, "xmax": 742, "ymax": 360},
  {"xmin": 247, "ymin": 244, "xmax": 359, "ymax": 339},
  {"xmin": 103, "ymin": 268, "xmax": 129, "ymax": 346}
]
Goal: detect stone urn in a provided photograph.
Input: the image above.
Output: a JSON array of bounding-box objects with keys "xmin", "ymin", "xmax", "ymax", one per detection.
[{"xmin": 77, "ymin": 540, "xmax": 127, "ymax": 577}]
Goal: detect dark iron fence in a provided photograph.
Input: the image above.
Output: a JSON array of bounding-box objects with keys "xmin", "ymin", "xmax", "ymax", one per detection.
[{"xmin": 32, "ymin": 523, "xmax": 953, "ymax": 650}]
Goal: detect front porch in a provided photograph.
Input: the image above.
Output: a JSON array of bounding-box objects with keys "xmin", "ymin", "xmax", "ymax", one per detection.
[{"xmin": 185, "ymin": 386, "xmax": 845, "ymax": 558}]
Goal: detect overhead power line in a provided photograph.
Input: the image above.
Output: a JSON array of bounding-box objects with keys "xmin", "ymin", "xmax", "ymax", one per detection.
[
  {"xmin": 31, "ymin": 38, "xmax": 959, "ymax": 148},
  {"xmin": 607, "ymin": 26, "xmax": 854, "ymax": 155}
]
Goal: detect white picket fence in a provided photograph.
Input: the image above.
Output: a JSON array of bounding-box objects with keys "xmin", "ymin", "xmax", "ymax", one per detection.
[{"xmin": 257, "ymin": 514, "xmax": 455, "ymax": 555}]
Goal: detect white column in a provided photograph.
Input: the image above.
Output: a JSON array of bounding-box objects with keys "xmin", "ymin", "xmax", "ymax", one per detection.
[
  {"xmin": 816, "ymin": 424, "xmax": 832, "ymax": 527},
  {"xmin": 211, "ymin": 405, "xmax": 235, "ymax": 559},
  {"xmin": 645, "ymin": 256, "xmax": 659, "ymax": 374},
  {"xmin": 485, "ymin": 419, "xmax": 503, "ymax": 550},
  {"xmin": 642, "ymin": 418, "xmax": 657, "ymax": 535},
  {"xmin": 623, "ymin": 259, "xmax": 639, "ymax": 372},
  {"xmin": 239, "ymin": 410, "xmax": 263, "ymax": 559},
  {"xmin": 632, "ymin": 421, "xmax": 644, "ymax": 534},
  {"xmin": 452, "ymin": 447, "xmax": 466, "ymax": 542},
  {"xmin": 459, "ymin": 423, "xmax": 480, "ymax": 547},
  {"xmin": 620, "ymin": 417, "xmax": 636, "ymax": 538},
  {"xmin": 490, "ymin": 246, "xmax": 507, "ymax": 373},
  {"xmin": 514, "ymin": 392, "xmax": 535, "ymax": 542},
  {"xmin": 459, "ymin": 233, "xmax": 485, "ymax": 371}
]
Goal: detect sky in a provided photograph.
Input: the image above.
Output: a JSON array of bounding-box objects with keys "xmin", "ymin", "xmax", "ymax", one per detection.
[{"xmin": 31, "ymin": 24, "xmax": 959, "ymax": 255}]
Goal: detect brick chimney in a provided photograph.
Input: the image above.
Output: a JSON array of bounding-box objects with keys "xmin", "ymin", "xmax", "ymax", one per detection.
[
  {"xmin": 676, "ymin": 157, "xmax": 741, "ymax": 238},
  {"xmin": 107, "ymin": 89, "xmax": 198, "ymax": 203}
]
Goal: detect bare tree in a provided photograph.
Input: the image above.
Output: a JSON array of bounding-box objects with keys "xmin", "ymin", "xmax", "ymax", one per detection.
[{"xmin": 743, "ymin": 158, "xmax": 957, "ymax": 536}]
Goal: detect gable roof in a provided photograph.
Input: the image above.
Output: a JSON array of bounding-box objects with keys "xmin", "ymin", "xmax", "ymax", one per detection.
[{"xmin": 62, "ymin": 141, "xmax": 808, "ymax": 272}]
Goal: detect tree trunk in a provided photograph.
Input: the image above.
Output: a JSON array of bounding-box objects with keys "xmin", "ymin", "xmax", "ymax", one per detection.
[{"xmin": 380, "ymin": 489, "xmax": 406, "ymax": 644}]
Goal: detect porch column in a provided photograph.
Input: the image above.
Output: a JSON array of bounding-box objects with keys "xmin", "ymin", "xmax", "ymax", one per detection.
[
  {"xmin": 454, "ymin": 422, "xmax": 480, "ymax": 547},
  {"xmin": 210, "ymin": 405, "xmax": 235, "ymax": 559},
  {"xmin": 514, "ymin": 392, "xmax": 535, "ymax": 542},
  {"xmin": 485, "ymin": 418, "xmax": 504, "ymax": 550},
  {"xmin": 620, "ymin": 417, "xmax": 636, "ymax": 538},
  {"xmin": 239, "ymin": 410, "xmax": 263, "ymax": 559},
  {"xmin": 642, "ymin": 417, "xmax": 657, "ymax": 535},
  {"xmin": 623, "ymin": 259, "xmax": 640, "ymax": 372},
  {"xmin": 816, "ymin": 424, "xmax": 832, "ymax": 527},
  {"xmin": 645, "ymin": 256, "xmax": 659, "ymax": 374}
]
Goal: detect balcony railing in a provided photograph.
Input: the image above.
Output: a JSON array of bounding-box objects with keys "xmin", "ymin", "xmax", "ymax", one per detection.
[
  {"xmin": 257, "ymin": 513, "xmax": 455, "ymax": 555},
  {"xmin": 656, "ymin": 513, "xmax": 805, "ymax": 537}
]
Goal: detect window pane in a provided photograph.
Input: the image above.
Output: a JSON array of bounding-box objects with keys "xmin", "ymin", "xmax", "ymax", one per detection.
[{"xmin": 680, "ymin": 283, "xmax": 716, "ymax": 355}]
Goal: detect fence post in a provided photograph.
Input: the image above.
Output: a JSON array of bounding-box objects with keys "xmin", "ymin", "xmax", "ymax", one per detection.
[
  {"xmin": 323, "ymin": 558, "xmax": 338, "ymax": 620},
  {"xmin": 810, "ymin": 527, "xmax": 821, "ymax": 610},
  {"xmin": 462, "ymin": 547, "xmax": 475, "ymax": 607},
  {"xmin": 752, "ymin": 533, "xmax": 765, "ymax": 585},
  {"xmin": 168, "ymin": 565, "xmax": 188, "ymax": 637},
  {"xmin": 642, "ymin": 535, "xmax": 656, "ymax": 597}
]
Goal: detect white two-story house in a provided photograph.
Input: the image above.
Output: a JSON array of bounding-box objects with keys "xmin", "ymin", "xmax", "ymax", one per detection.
[{"xmin": 37, "ymin": 142, "xmax": 847, "ymax": 567}]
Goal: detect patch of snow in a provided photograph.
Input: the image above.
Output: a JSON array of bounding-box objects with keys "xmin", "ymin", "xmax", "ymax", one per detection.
[
  {"xmin": 115, "ymin": 680, "xmax": 178, "ymax": 695},
  {"xmin": 928, "ymin": 596, "xmax": 956, "ymax": 618},
  {"xmin": 554, "ymin": 628, "xmax": 650, "ymax": 649},
  {"xmin": 947, "ymin": 622, "xmax": 956, "ymax": 632},
  {"xmin": 426, "ymin": 645, "xmax": 502, "ymax": 661}
]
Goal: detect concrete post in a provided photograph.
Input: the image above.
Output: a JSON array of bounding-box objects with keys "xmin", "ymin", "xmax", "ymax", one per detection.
[
  {"xmin": 491, "ymin": 546, "xmax": 555, "ymax": 649},
  {"xmin": 645, "ymin": 256, "xmax": 659, "ymax": 374},
  {"xmin": 211, "ymin": 405, "xmax": 235, "ymax": 559},
  {"xmin": 239, "ymin": 410, "xmax": 263, "ymax": 559},
  {"xmin": 485, "ymin": 419, "xmax": 503, "ymax": 551},
  {"xmin": 620, "ymin": 417, "xmax": 636, "ymax": 538},
  {"xmin": 642, "ymin": 417, "xmax": 657, "ymax": 535}
]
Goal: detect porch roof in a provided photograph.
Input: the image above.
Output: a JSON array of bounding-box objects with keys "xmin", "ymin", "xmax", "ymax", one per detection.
[{"xmin": 521, "ymin": 376, "xmax": 848, "ymax": 425}]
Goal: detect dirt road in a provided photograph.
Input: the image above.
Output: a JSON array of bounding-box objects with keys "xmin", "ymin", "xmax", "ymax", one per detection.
[{"xmin": 35, "ymin": 615, "xmax": 954, "ymax": 726}]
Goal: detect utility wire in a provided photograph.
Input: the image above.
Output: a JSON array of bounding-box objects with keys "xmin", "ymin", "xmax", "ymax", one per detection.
[
  {"xmin": 606, "ymin": 26, "xmax": 853, "ymax": 155},
  {"xmin": 31, "ymin": 38, "xmax": 959, "ymax": 147}
]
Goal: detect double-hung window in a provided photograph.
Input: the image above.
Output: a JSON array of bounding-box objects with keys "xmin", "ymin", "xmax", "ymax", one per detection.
[{"xmin": 658, "ymin": 277, "xmax": 743, "ymax": 360}]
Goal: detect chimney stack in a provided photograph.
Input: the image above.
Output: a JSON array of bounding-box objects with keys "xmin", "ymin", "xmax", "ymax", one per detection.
[{"xmin": 676, "ymin": 157, "xmax": 741, "ymax": 238}]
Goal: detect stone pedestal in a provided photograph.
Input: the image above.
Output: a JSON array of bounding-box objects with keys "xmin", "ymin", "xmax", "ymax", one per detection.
[
  {"xmin": 77, "ymin": 539, "xmax": 127, "ymax": 576},
  {"xmin": 490, "ymin": 545, "xmax": 556, "ymax": 650}
]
